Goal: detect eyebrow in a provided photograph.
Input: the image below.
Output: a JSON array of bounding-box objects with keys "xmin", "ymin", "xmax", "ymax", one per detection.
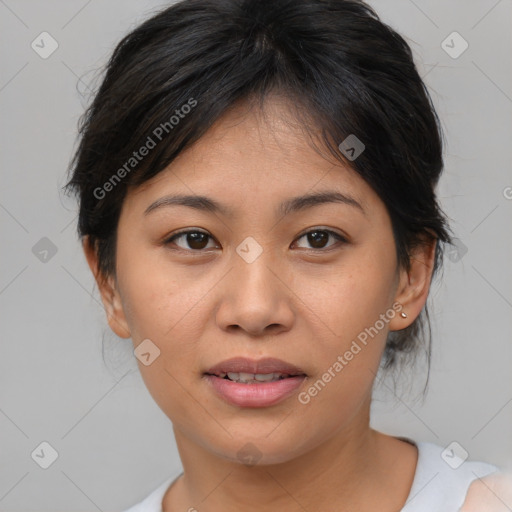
[{"xmin": 144, "ymin": 190, "xmax": 366, "ymax": 217}]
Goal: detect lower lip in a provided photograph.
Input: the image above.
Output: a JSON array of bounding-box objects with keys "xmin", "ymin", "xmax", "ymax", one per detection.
[{"xmin": 204, "ymin": 374, "xmax": 306, "ymax": 407}]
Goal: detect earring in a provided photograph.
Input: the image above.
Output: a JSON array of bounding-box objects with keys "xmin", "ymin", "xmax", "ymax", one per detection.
[{"xmin": 400, "ymin": 312, "xmax": 407, "ymax": 318}]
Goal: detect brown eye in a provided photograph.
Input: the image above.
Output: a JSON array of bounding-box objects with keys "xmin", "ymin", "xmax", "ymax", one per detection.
[
  {"xmin": 294, "ymin": 229, "xmax": 347, "ymax": 250},
  {"xmin": 164, "ymin": 230, "xmax": 217, "ymax": 251}
]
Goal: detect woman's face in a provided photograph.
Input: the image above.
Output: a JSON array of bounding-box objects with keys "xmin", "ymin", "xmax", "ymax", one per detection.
[{"xmin": 91, "ymin": 98, "xmax": 423, "ymax": 465}]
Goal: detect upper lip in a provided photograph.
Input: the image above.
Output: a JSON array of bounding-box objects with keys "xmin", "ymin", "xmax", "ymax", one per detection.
[{"xmin": 205, "ymin": 357, "xmax": 306, "ymax": 376}]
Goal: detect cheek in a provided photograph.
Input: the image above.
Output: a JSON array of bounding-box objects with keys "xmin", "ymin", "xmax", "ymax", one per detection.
[
  {"xmin": 117, "ymin": 258, "xmax": 213, "ymax": 422},
  {"xmin": 299, "ymin": 244, "xmax": 397, "ymax": 346},
  {"xmin": 116, "ymin": 246, "xmax": 210, "ymax": 343},
  {"xmin": 291, "ymin": 243, "xmax": 397, "ymax": 410},
  {"xmin": 293, "ymin": 268, "xmax": 394, "ymax": 441}
]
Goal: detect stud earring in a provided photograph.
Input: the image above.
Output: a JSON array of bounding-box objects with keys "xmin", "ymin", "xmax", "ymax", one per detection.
[{"xmin": 400, "ymin": 312, "xmax": 407, "ymax": 318}]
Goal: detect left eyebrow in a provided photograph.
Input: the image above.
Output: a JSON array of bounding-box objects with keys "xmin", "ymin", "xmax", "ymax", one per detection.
[
  {"xmin": 278, "ymin": 190, "xmax": 366, "ymax": 217},
  {"xmin": 143, "ymin": 190, "xmax": 366, "ymax": 217}
]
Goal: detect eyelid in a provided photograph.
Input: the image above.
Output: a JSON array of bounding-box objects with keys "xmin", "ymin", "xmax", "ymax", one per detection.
[
  {"xmin": 163, "ymin": 228, "xmax": 219, "ymax": 247},
  {"xmin": 294, "ymin": 226, "xmax": 348, "ymax": 242}
]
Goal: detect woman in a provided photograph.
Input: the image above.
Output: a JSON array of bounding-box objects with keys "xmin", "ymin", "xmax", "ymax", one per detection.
[{"xmin": 64, "ymin": 0, "xmax": 507, "ymax": 510}]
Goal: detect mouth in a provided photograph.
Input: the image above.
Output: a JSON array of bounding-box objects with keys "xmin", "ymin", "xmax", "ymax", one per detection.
[
  {"xmin": 204, "ymin": 356, "xmax": 307, "ymax": 381},
  {"xmin": 204, "ymin": 371, "xmax": 305, "ymax": 384},
  {"xmin": 203, "ymin": 357, "xmax": 307, "ymax": 407}
]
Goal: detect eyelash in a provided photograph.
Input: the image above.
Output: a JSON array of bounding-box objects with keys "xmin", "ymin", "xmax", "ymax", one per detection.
[{"xmin": 163, "ymin": 228, "xmax": 348, "ymax": 253}]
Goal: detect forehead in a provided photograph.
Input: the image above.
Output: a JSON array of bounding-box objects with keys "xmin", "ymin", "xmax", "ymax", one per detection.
[{"xmin": 124, "ymin": 96, "xmax": 379, "ymax": 217}]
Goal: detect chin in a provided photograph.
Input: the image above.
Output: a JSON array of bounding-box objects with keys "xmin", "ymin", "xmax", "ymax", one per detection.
[{"xmin": 208, "ymin": 430, "xmax": 310, "ymax": 467}]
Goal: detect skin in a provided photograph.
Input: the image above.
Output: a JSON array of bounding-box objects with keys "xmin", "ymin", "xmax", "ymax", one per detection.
[
  {"xmin": 84, "ymin": 96, "xmax": 437, "ymax": 511},
  {"xmin": 460, "ymin": 473, "xmax": 512, "ymax": 511}
]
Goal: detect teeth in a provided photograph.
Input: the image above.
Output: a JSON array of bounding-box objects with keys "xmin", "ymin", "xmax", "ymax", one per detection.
[
  {"xmin": 223, "ymin": 372, "xmax": 290, "ymax": 383},
  {"xmin": 254, "ymin": 373, "xmax": 277, "ymax": 382},
  {"xmin": 239, "ymin": 372, "xmax": 255, "ymax": 382}
]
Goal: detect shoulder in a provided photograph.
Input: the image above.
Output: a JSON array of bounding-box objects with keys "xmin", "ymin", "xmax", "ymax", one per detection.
[
  {"xmin": 401, "ymin": 440, "xmax": 500, "ymax": 512},
  {"xmin": 459, "ymin": 472, "xmax": 512, "ymax": 511},
  {"xmin": 121, "ymin": 474, "xmax": 178, "ymax": 512}
]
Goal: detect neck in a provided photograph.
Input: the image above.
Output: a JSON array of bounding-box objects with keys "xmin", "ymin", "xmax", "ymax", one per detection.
[{"xmin": 163, "ymin": 401, "xmax": 413, "ymax": 511}]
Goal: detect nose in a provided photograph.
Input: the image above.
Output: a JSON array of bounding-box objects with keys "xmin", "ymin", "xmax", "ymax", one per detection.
[{"xmin": 215, "ymin": 249, "xmax": 295, "ymax": 337}]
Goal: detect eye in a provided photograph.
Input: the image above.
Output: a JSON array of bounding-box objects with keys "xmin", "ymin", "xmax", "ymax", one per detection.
[
  {"xmin": 163, "ymin": 227, "xmax": 347, "ymax": 253},
  {"xmin": 293, "ymin": 228, "xmax": 347, "ymax": 251},
  {"xmin": 163, "ymin": 229, "xmax": 218, "ymax": 251}
]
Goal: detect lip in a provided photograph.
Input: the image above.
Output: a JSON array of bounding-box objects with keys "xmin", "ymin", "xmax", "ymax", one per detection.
[
  {"xmin": 204, "ymin": 374, "xmax": 307, "ymax": 407},
  {"xmin": 205, "ymin": 357, "xmax": 306, "ymax": 376},
  {"xmin": 203, "ymin": 357, "xmax": 307, "ymax": 408}
]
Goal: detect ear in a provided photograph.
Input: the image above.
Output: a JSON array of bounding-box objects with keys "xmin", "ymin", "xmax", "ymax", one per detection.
[
  {"xmin": 389, "ymin": 236, "xmax": 437, "ymax": 331},
  {"xmin": 82, "ymin": 236, "xmax": 131, "ymax": 339}
]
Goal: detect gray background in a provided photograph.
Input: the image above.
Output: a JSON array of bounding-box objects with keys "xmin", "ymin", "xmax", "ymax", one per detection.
[{"xmin": 1, "ymin": 0, "xmax": 511, "ymax": 510}]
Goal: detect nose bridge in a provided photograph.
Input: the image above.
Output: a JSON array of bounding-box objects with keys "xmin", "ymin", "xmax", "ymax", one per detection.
[
  {"xmin": 215, "ymin": 235, "xmax": 293, "ymax": 335},
  {"xmin": 232, "ymin": 235, "xmax": 279, "ymax": 302}
]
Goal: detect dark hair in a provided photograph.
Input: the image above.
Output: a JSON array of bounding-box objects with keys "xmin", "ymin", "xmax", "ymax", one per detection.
[{"xmin": 63, "ymin": 0, "xmax": 452, "ymax": 375}]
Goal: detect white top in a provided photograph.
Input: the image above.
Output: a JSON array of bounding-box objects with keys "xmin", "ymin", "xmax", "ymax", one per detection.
[{"xmin": 123, "ymin": 440, "xmax": 498, "ymax": 511}]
